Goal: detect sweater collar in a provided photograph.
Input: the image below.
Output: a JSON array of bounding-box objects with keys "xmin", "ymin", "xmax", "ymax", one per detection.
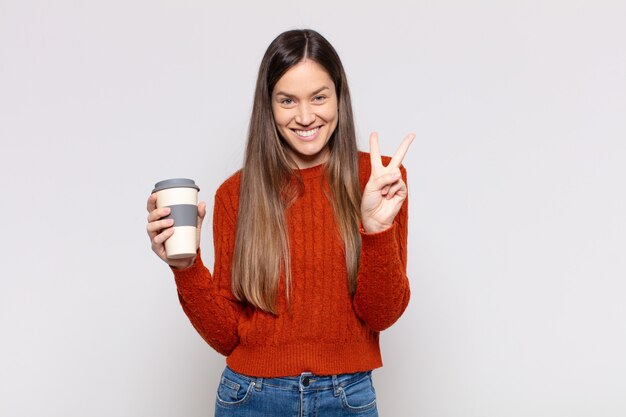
[{"xmin": 294, "ymin": 162, "xmax": 325, "ymax": 179}]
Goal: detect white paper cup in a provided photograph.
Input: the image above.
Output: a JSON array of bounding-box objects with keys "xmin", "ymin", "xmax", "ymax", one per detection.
[{"xmin": 152, "ymin": 178, "xmax": 200, "ymax": 259}]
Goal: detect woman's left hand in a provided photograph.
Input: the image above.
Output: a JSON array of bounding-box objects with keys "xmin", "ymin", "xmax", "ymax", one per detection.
[{"xmin": 361, "ymin": 132, "xmax": 415, "ymax": 234}]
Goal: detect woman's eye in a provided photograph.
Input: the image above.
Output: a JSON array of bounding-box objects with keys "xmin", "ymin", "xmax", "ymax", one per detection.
[
  {"xmin": 313, "ymin": 95, "xmax": 326, "ymax": 102},
  {"xmin": 281, "ymin": 98, "xmax": 294, "ymax": 105}
]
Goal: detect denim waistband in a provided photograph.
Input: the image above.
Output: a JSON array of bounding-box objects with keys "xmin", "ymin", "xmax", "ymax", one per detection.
[{"xmin": 222, "ymin": 366, "xmax": 372, "ymax": 392}]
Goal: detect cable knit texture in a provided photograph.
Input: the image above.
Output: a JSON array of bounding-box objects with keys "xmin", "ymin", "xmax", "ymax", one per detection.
[{"xmin": 173, "ymin": 151, "xmax": 409, "ymax": 377}]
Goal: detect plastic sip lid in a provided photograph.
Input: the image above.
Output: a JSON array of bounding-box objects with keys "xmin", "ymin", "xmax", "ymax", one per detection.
[{"xmin": 152, "ymin": 178, "xmax": 200, "ymax": 193}]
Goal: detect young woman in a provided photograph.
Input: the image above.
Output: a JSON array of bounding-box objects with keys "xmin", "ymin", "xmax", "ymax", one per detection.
[{"xmin": 146, "ymin": 29, "xmax": 414, "ymax": 417}]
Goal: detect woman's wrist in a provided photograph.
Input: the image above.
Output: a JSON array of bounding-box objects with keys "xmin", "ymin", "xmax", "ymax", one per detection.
[{"xmin": 360, "ymin": 220, "xmax": 392, "ymax": 235}]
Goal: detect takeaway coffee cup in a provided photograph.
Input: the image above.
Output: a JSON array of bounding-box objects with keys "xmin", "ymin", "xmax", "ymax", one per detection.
[{"xmin": 152, "ymin": 178, "xmax": 200, "ymax": 259}]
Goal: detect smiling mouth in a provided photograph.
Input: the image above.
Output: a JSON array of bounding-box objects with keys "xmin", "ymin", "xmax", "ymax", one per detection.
[{"xmin": 292, "ymin": 127, "xmax": 321, "ymax": 138}]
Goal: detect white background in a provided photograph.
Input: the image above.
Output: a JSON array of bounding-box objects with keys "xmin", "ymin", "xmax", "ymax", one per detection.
[{"xmin": 1, "ymin": 1, "xmax": 625, "ymax": 416}]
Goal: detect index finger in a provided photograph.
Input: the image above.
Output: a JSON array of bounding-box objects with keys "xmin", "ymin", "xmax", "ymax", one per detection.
[
  {"xmin": 388, "ymin": 133, "xmax": 415, "ymax": 168},
  {"xmin": 147, "ymin": 193, "xmax": 157, "ymax": 212}
]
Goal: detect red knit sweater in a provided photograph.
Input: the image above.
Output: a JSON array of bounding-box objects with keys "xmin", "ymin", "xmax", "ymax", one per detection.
[{"xmin": 173, "ymin": 151, "xmax": 409, "ymax": 377}]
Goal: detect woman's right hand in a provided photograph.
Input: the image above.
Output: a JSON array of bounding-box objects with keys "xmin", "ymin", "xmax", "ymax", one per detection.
[{"xmin": 146, "ymin": 193, "xmax": 207, "ymax": 270}]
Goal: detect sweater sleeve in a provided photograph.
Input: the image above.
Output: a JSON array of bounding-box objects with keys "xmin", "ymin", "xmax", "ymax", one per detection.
[
  {"xmin": 353, "ymin": 165, "xmax": 410, "ymax": 331},
  {"xmin": 172, "ymin": 192, "xmax": 244, "ymax": 356}
]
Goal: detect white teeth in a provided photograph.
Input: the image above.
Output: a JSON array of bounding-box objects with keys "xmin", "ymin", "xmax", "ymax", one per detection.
[{"xmin": 294, "ymin": 127, "xmax": 320, "ymax": 137}]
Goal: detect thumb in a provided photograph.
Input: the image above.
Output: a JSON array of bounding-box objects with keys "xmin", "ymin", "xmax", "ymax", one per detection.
[
  {"xmin": 197, "ymin": 201, "xmax": 207, "ymax": 225},
  {"xmin": 195, "ymin": 201, "xmax": 207, "ymax": 247},
  {"xmin": 198, "ymin": 201, "xmax": 207, "ymax": 218}
]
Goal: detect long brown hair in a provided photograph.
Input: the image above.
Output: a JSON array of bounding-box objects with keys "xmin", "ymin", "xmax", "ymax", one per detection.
[{"xmin": 232, "ymin": 29, "xmax": 361, "ymax": 314}]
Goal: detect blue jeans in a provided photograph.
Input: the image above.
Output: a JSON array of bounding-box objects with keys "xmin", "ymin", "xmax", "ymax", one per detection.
[{"xmin": 214, "ymin": 366, "xmax": 378, "ymax": 417}]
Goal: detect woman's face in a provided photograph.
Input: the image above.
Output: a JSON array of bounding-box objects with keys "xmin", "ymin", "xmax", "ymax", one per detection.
[{"xmin": 271, "ymin": 59, "xmax": 338, "ymax": 169}]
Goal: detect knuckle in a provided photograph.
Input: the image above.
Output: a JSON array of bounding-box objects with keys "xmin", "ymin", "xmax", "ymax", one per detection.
[
  {"xmin": 153, "ymin": 233, "xmax": 164, "ymax": 245},
  {"xmin": 148, "ymin": 210, "xmax": 158, "ymax": 221}
]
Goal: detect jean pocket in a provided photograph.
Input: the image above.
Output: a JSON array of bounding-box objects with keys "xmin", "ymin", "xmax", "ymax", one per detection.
[
  {"xmin": 215, "ymin": 369, "xmax": 256, "ymax": 407},
  {"xmin": 339, "ymin": 374, "xmax": 377, "ymax": 412}
]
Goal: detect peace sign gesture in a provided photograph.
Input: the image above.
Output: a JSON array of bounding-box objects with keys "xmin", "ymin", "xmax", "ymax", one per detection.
[{"xmin": 361, "ymin": 132, "xmax": 415, "ymax": 234}]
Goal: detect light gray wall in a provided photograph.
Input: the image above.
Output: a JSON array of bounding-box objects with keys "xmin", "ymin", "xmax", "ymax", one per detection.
[{"xmin": 1, "ymin": 1, "xmax": 625, "ymax": 416}]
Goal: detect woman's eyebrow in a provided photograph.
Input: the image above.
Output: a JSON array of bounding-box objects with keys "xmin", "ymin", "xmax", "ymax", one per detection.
[
  {"xmin": 310, "ymin": 86, "xmax": 330, "ymax": 95},
  {"xmin": 274, "ymin": 86, "xmax": 331, "ymax": 97}
]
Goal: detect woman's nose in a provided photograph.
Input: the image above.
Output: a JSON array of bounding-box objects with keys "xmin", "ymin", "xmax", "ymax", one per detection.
[{"xmin": 295, "ymin": 104, "xmax": 315, "ymax": 126}]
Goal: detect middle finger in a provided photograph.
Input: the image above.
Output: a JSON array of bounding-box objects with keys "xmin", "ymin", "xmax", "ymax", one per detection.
[
  {"xmin": 147, "ymin": 206, "xmax": 170, "ymax": 223},
  {"xmin": 147, "ymin": 218, "xmax": 174, "ymax": 235},
  {"xmin": 388, "ymin": 133, "xmax": 415, "ymax": 168}
]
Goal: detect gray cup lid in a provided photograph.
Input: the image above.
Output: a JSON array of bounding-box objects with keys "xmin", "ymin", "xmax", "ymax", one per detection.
[{"xmin": 152, "ymin": 178, "xmax": 200, "ymax": 193}]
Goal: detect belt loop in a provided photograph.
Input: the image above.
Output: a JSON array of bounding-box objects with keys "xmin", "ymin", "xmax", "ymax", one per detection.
[
  {"xmin": 254, "ymin": 377, "xmax": 263, "ymax": 391},
  {"xmin": 332, "ymin": 374, "xmax": 340, "ymax": 396}
]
